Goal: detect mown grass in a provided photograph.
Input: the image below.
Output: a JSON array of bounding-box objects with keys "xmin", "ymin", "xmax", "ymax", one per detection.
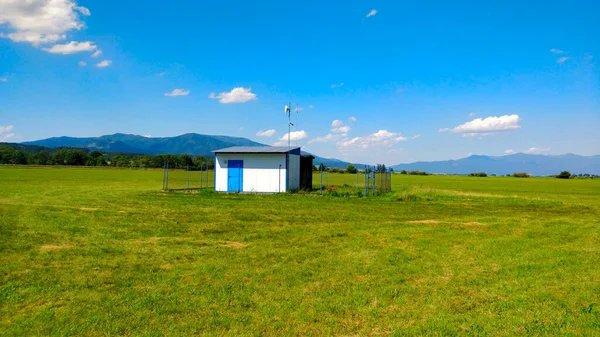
[{"xmin": 1, "ymin": 167, "xmax": 599, "ymax": 336}]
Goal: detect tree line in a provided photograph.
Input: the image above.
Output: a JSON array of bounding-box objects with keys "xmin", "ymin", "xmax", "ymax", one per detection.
[{"xmin": 0, "ymin": 146, "xmax": 214, "ymax": 169}]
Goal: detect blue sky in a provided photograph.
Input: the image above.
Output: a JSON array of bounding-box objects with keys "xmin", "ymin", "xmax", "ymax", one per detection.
[{"xmin": 1, "ymin": 0, "xmax": 598, "ymax": 164}]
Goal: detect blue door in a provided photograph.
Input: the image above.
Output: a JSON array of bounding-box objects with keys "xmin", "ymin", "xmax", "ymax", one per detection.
[{"xmin": 227, "ymin": 160, "xmax": 243, "ymax": 192}]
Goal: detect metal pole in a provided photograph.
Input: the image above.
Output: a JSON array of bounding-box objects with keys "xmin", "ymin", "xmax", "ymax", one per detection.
[
  {"xmin": 165, "ymin": 162, "xmax": 169, "ymax": 190},
  {"xmin": 326, "ymin": 168, "xmax": 328, "ymax": 187},
  {"xmin": 279, "ymin": 164, "xmax": 281, "ymax": 193},
  {"xmin": 162, "ymin": 162, "xmax": 166, "ymax": 190},
  {"xmin": 206, "ymin": 163, "xmax": 209, "ymax": 188},
  {"xmin": 320, "ymin": 165, "xmax": 323, "ymax": 194},
  {"xmin": 356, "ymin": 169, "xmax": 358, "ymax": 190},
  {"xmin": 200, "ymin": 164, "xmax": 203, "ymax": 188},
  {"xmin": 364, "ymin": 165, "xmax": 367, "ymax": 196},
  {"xmin": 372, "ymin": 166, "xmax": 375, "ymax": 195},
  {"xmin": 186, "ymin": 164, "xmax": 189, "ymax": 191}
]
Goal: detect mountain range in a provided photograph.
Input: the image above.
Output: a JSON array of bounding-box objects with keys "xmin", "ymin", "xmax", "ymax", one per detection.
[{"xmin": 23, "ymin": 133, "xmax": 600, "ymax": 175}]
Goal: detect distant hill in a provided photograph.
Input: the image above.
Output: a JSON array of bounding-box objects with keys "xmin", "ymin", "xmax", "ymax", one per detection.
[
  {"xmin": 391, "ymin": 153, "xmax": 600, "ymax": 176},
  {"xmin": 24, "ymin": 133, "xmax": 266, "ymax": 156}
]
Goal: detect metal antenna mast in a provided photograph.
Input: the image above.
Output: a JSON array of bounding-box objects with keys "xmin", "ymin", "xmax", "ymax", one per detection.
[{"xmin": 285, "ymin": 101, "xmax": 292, "ymax": 149}]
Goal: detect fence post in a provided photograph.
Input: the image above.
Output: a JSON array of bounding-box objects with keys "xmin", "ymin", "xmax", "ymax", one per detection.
[
  {"xmin": 364, "ymin": 165, "xmax": 367, "ymax": 196},
  {"xmin": 319, "ymin": 165, "xmax": 323, "ymax": 195},
  {"xmin": 162, "ymin": 162, "xmax": 166, "ymax": 190},
  {"xmin": 200, "ymin": 164, "xmax": 203, "ymax": 189},
  {"xmin": 326, "ymin": 168, "xmax": 328, "ymax": 187},
  {"xmin": 165, "ymin": 162, "xmax": 169, "ymax": 190},
  {"xmin": 186, "ymin": 164, "xmax": 190, "ymax": 191},
  {"xmin": 356, "ymin": 169, "xmax": 358, "ymax": 190},
  {"xmin": 206, "ymin": 164, "xmax": 209, "ymax": 188},
  {"xmin": 372, "ymin": 166, "xmax": 375, "ymax": 195}
]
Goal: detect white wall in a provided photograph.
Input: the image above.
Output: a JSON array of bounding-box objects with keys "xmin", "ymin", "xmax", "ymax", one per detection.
[
  {"xmin": 215, "ymin": 153, "xmax": 290, "ymax": 193},
  {"xmin": 288, "ymin": 154, "xmax": 300, "ymax": 191}
]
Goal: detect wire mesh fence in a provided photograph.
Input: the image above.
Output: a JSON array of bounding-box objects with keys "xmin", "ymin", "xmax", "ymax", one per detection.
[
  {"xmin": 162, "ymin": 163, "xmax": 214, "ymax": 191},
  {"xmin": 312, "ymin": 165, "xmax": 393, "ymax": 196}
]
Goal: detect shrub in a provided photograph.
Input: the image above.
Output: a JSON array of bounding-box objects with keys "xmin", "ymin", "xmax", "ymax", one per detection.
[
  {"xmin": 556, "ymin": 171, "xmax": 571, "ymax": 179},
  {"xmin": 400, "ymin": 170, "xmax": 407, "ymax": 175},
  {"xmin": 512, "ymin": 172, "xmax": 530, "ymax": 178},
  {"xmin": 468, "ymin": 172, "xmax": 487, "ymax": 177},
  {"xmin": 408, "ymin": 170, "xmax": 428, "ymax": 176},
  {"xmin": 346, "ymin": 164, "xmax": 357, "ymax": 174}
]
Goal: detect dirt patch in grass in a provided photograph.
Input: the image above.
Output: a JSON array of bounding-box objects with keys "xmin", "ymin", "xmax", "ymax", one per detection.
[
  {"xmin": 408, "ymin": 219, "xmax": 441, "ymax": 224},
  {"xmin": 79, "ymin": 207, "xmax": 100, "ymax": 211},
  {"xmin": 160, "ymin": 264, "xmax": 174, "ymax": 270},
  {"xmin": 223, "ymin": 241, "xmax": 247, "ymax": 249},
  {"xmin": 465, "ymin": 221, "xmax": 482, "ymax": 226},
  {"xmin": 148, "ymin": 237, "xmax": 161, "ymax": 243},
  {"xmin": 40, "ymin": 244, "xmax": 72, "ymax": 251}
]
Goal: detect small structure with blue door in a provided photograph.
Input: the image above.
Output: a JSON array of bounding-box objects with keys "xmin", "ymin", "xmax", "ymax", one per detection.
[{"xmin": 213, "ymin": 146, "xmax": 301, "ymax": 193}]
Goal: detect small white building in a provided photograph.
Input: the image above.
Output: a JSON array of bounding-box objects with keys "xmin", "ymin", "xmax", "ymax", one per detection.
[{"xmin": 213, "ymin": 146, "xmax": 301, "ymax": 193}]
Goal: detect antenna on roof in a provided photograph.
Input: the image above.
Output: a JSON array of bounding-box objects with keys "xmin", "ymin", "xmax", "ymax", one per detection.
[{"xmin": 285, "ymin": 101, "xmax": 291, "ymax": 149}]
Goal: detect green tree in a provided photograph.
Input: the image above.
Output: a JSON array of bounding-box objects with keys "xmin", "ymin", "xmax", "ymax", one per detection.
[
  {"xmin": 346, "ymin": 164, "xmax": 357, "ymax": 174},
  {"xmin": 556, "ymin": 171, "xmax": 571, "ymax": 179},
  {"xmin": 400, "ymin": 170, "xmax": 408, "ymax": 175}
]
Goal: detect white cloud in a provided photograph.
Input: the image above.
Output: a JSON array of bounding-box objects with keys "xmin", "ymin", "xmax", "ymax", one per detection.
[
  {"xmin": 0, "ymin": 125, "xmax": 14, "ymax": 134},
  {"xmin": 525, "ymin": 147, "xmax": 551, "ymax": 154},
  {"xmin": 439, "ymin": 114, "xmax": 521, "ymax": 135},
  {"xmin": 411, "ymin": 134, "xmax": 421, "ymax": 140},
  {"xmin": 91, "ymin": 49, "xmax": 102, "ymax": 58},
  {"xmin": 557, "ymin": 57, "xmax": 569, "ymax": 64},
  {"xmin": 294, "ymin": 106, "xmax": 304, "ymax": 112},
  {"xmin": 308, "ymin": 133, "xmax": 342, "ymax": 144},
  {"xmin": 209, "ymin": 87, "xmax": 257, "ymax": 104},
  {"xmin": 95, "ymin": 60, "xmax": 112, "ymax": 68},
  {"xmin": 468, "ymin": 112, "xmax": 476, "ymax": 117},
  {"xmin": 273, "ymin": 130, "xmax": 308, "ymax": 146},
  {"xmin": 0, "ymin": 76, "xmax": 7, "ymax": 82},
  {"xmin": 78, "ymin": 60, "xmax": 86, "ymax": 67},
  {"xmin": 550, "ymin": 48, "xmax": 563, "ymax": 54},
  {"xmin": 308, "ymin": 104, "xmax": 314, "ymax": 109},
  {"xmin": 366, "ymin": 9, "xmax": 378, "ymax": 17},
  {"xmin": 504, "ymin": 149, "xmax": 515, "ymax": 154},
  {"xmin": 0, "ymin": 125, "xmax": 15, "ymax": 140},
  {"xmin": 0, "ymin": 0, "xmax": 91, "ymax": 46},
  {"xmin": 143, "ymin": 134, "xmax": 151, "ymax": 138},
  {"xmin": 330, "ymin": 82, "xmax": 344, "ymax": 89},
  {"xmin": 337, "ymin": 130, "xmax": 407, "ymax": 151},
  {"xmin": 158, "ymin": 72, "xmax": 166, "ymax": 77},
  {"xmin": 164, "ymin": 88, "xmax": 190, "ymax": 97},
  {"xmin": 331, "ymin": 119, "xmax": 351, "ymax": 133},
  {"xmin": 42, "ymin": 41, "xmax": 97, "ymax": 54},
  {"xmin": 348, "ymin": 116, "xmax": 357, "ymax": 122},
  {"xmin": 256, "ymin": 129, "xmax": 276, "ymax": 137}
]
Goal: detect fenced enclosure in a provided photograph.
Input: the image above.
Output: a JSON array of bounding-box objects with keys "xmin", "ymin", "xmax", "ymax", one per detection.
[
  {"xmin": 162, "ymin": 163, "xmax": 214, "ymax": 191},
  {"xmin": 312, "ymin": 165, "xmax": 393, "ymax": 196}
]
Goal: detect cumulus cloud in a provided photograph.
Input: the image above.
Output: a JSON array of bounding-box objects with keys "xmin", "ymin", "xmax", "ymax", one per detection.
[
  {"xmin": 143, "ymin": 134, "xmax": 152, "ymax": 138},
  {"xmin": 348, "ymin": 116, "xmax": 357, "ymax": 122},
  {"xmin": 0, "ymin": 0, "xmax": 91, "ymax": 46},
  {"xmin": 308, "ymin": 133, "xmax": 343, "ymax": 144},
  {"xmin": 556, "ymin": 57, "xmax": 569, "ymax": 64},
  {"xmin": 439, "ymin": 114, "xmax": 521, "ymax": 136},
  {"xmin": 95, "ymin": 60, "xmax": 112, "ymax": 68},
  {"xmin": 273, "ymin": 130, "xmax": 308, "ymax": 146},
  {"xmin": 366, "ymin": 9, "xmax": 378, "ymax": 17},
  {"xmin": 209, "ymin": 87, "xmax": 257, "ymax": 104},
  {"xmin": 91, "ymin": 49, "xmax": 102, "ymax": 58},
  {"xmin": 0, "ymin": 125, "xmax": 15, "ymax": 140},
  {"xmin": 550, "ymin": 48, "xmax": 563, "ymax": 54},
  {"xmin": 504, "ymin": 149, "xmax": 515, "ymax": 154},
  {"xmin": 42, "ymin": 41, "xmax": 96, "ymax": 54},
  {"xmin": 331, "ymin": 119, "xmax": 351, "ymax": 133},
  {"xmin": 525, "ymin": 147, "xmax": 551, "ymax": 154},
  {"xmin": 164, "ymin": 88, "xmax": 190, "ymax": 97},
  {"xmin": 256, "ymin": 129, "xmax": 276, "ymax": 137},
  {"xmin": 337, "ymin": 130, "xmax": 407, "ymax": 151},
  {"xmin": 330, "ymin": 82, "xmax": 344, "ymax": 89},
  {"xmin": 78, "ymin": 60, "xmax": 86, "ymax": 67}
]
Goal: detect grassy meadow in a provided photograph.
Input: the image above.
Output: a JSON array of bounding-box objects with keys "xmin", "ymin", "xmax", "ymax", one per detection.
[{"xmin": 1, "ymin": 166, "xmax": 599, "ymax": 336}]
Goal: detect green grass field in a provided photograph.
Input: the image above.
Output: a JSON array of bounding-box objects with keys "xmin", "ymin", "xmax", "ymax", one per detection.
[{"xmin": 1, "ymin": 167, "xmax": 599, "ymax": 336}]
